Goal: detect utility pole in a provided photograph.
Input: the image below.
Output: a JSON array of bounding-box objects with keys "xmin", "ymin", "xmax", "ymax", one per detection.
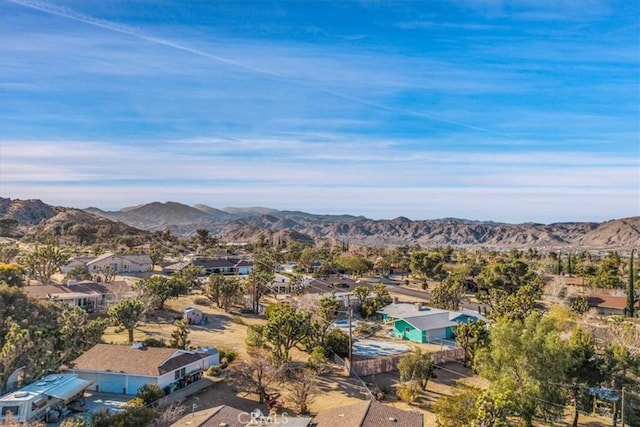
[
  {"xmin": 621, "ymin": 387, "xmax": 625, "ymax": 427},
  {"xmin": 348, "ymin": 295, "xmax": 353, "ymax": 375}
]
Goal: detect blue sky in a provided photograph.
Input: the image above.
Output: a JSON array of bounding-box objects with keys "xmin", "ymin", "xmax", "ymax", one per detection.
[{"xmin": 1, "ymin": 0, "xmax": 638, "ymax": 223}]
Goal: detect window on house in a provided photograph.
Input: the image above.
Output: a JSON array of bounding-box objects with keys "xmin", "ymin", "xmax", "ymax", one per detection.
[
  {"xmin": 1, "ymin": 406, "xmax": 20, "ymax": 416},
  {"xmin": 175, "ymin": 370, "xmax": 181, "ymax": 380},
  {"xmin": 405, "ymin": 327, "xmax": 411, "ymax": 333}
]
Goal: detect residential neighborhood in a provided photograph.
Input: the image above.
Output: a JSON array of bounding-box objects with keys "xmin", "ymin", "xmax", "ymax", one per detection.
[{"xmin": 0, "ymin": 234, "xmax": 638, "ymax": 427}]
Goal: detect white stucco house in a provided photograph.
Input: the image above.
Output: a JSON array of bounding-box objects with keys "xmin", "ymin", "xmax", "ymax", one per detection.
[
  {"xmin": 86, "ymin": 253, "xmax": 153, "ymax": 274},
  {"xmin": 66, "ymin": 344, "xmax": 218, "ymax": 396}
]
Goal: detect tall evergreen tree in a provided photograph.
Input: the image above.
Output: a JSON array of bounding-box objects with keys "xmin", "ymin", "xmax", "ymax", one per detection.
[{"xmin": 627, "ymin": 249, "xmax": 635, "ymax": 317}]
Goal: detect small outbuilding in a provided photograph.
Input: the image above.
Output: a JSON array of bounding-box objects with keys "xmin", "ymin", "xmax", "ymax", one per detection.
[{"xmin": 183, "ymin": 306, "xmax": 204, "ymax": 324}]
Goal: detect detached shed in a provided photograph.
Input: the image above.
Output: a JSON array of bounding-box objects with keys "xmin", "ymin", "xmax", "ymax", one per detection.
[{"xmin": 183, "ymin": 307, "xmax": 204, "ymax": 324}]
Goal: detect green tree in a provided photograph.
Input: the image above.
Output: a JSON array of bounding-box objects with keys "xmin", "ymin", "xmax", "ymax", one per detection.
[
  {"xmin": 475, "ymin": 313, "xmax": 572, "ymax": 426},
  {"xmin": 108, "ymin": 298, "xmax": 146, "ymax": 343},
  {"xmin": 410, "ymin": 251, "xmax": 446, "ymax": 281},
  {"xmin": 325, "ymin": 329, "xmax": 349, "ymax": 357},
  {"xmin": 595, "ymin": 252, "xmax": 623, "ymax": 288},
  {"xmin": 570, "ymin": 295, "xmax": 590, "ymax": 315},
  {"xmin": 359, "ymin": 283, "xmax": 392, "ymax": 318},
  {"xmin": 0, "ymin": 263, "xmax": 24, "ymax": 287},
  {"xmin": 139, "ymin": 276, "xmax": 185, "ymax": 310},
  {"xmin": 352, "ymin": 286, "xmax": 371, "ymax": 305},
  {"xmin": 431, "ymin": 270, "xmax": 466, "ymax": 311},
  {"xmin": 204, "ymin": 274, "xmax": 225, "ymax": 308},
  {"xmin": 455, "ymin": 319, "xmax": 488, "ymax": 368},
  {"xmin": 566, "ymin": 328, "xmax": 603, "ymax": 427},
  {"xmin": 398, "ymin": 349, "xmax": 436, "ymax": 390},
  {"xmin": 147, "ymin": 246, "xmax": 165, "ymax": 269},
  {"xmin": 56, "ymin": 307, "xmax": 107, "ymax": 362},
  {"xmin": 298, "ymin": 247, "xmax": 317, "ymax": 274},
  {"xmin": 264, "ymin": 303, "xmax": 312, "ymax": 363},
  {"xmin": 22, "ymin": 245, "xmax": 69, "ymax": 285},
  {"xmin": 170, "ymin": 318, "xmax": 190, "ymax": 349},
  {"xmin": 476, "ymin": 259, "xmax": 543, "ymax": 321},
  {"xmin": 174, "ymin": 265, "xmax": 206, "ymax": 291},
  {"xmin": 308, "ymin": 295, "xmax": 342, "ymax": 349},
  {"xmin": 627, "ymin": 249, "xmax": 635, "ymax": 317},
  {"xmin": 433, "ymin": 384, "xmax": 480, "ymax": 427},
  {"xmin": 247, "ymin": 248, "xmax": 276, "ymax": 314},
  {"xmin": 245, "ymin": 324, "xmax": 269, "ymax": 355},
  {"xmin": 336, "ymin": 254, "xmax": 372, "ymax": 276}
]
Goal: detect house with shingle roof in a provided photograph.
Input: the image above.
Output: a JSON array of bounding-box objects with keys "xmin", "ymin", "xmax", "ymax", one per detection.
[
  {"xmin": 62, "ymin": 253, "xmax": 153, "ymax": 275},
  {"xmin": 378, "ymin": 302, "xmax": 487, "ymax": 343},
  {"xmin": 312, "ymin": 399, "xmax": 423, "ymax": 427},
  {"xmin": 22, "ymin": 280, "xmax": 134, "ymax": 312},
  {"xmin": 171, "ymin": 405, "xmax": 312, "ymax": 427},
  {"xmin": 65, "ymin": 344, "xmax": 218, "ymax": 395}
]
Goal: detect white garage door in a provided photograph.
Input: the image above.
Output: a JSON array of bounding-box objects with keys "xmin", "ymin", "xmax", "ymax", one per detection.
[{"xmin": 427, "ymin": 327, "xmax": 447, "ymax": 340}]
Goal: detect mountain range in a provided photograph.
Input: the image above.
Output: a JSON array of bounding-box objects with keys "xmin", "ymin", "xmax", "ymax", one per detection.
[{"xmin": 1, "ymin": 198, "xmax": 639, "ymax": 249}]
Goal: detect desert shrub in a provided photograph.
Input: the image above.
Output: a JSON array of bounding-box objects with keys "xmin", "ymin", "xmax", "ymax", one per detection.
[
  {"xmin": 232, "ymin": 314, "xmax": 245, "ymax": 325},
  {"xmin": 193, "ymin": 297, "xmax": 210, "ymax": 306},
  {"xmin": 60, "ymin": 418, "xmax": 87, "ymax": 427},
  {"xmin": 307, "ymin": 347, "xmax": 329, "ymax": 373},
  {"xmin": 124, "ymin": 397, "xmax": 145, "ymax": 408},
  {"xmin": 219, "ymin": 348, "xmax": 238, "ymax": 364},
  {"xmin": 206, "ymin": 365, "xmax": 222, "ymax": 376},
  {"xmin": 136, "ymin": 383, "xmax": 164, "ymax": 405},
  {"xmin": 142, "ymin": 337, "xmax": 166, "ymax": 348},
  {"xmin": 396, "ymin": 381, "xmax": 419, "ymax": 404},
  {"xmin": 326, "ymin": 329, "xmax": 349, "ymax": 358},
  {"xmin": 355, "ymin": 321, "xmax": 380, "ymax": 337}
]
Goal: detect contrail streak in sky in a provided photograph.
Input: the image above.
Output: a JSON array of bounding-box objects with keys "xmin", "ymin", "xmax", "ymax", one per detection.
[{"xmin": 8, "ymin": 0, "xmax": 516, "ymax": 139}]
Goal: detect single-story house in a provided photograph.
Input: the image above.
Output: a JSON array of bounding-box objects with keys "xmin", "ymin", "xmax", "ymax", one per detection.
[
  {"xmin": 62, "ymin": 253, "xmax": 153, "ymax": 274},
  {"xmin": 66, "ymin": 343, "xmax": 219, "ymax": 395},
  {"xmin": 312, "ymin": 399, "xmax": 423, "ymax": 427},
  {"xmin": 22, "ymin": 280, "xmax": 134, "ymax": 312},
  {"xmin": 378, "ymin": 302, "xmax": 487, "ymax": 343},
  {"xmin": 191, "ymin": 257, "xmax": 254, "ymax": 275},
  {"xmin": 585, "ymin": 293, "xmax": 638, "ymax": 316},
  {"xmin": 0, "ymin": 374, "xmax": 92, "ymax": 424},
  {"xmin": 86, "ymin": 253, "xmax": 153, "ymax": 274}
]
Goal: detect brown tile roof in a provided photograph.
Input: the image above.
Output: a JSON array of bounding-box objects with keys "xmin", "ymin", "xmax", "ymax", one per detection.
[
  {"xmin": 69, "ymin": 344, "xmax": 178, "ymax": 376},
  {"xmin": 587, "ymin": 294, "xmax": 637, "ymax": 310}
]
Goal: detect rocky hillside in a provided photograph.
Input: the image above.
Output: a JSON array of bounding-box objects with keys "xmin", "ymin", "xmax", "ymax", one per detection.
[
  {"xmin": 2, "ymin": 198, "xmax": 638, "ymax": 249},
  {"xmin": 82, "ymin": 200, "xmax": 640, "ymax": 249},
  {"xmin": 0, "ymin": 197, "xmax": 146, "ymax": 241}
]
